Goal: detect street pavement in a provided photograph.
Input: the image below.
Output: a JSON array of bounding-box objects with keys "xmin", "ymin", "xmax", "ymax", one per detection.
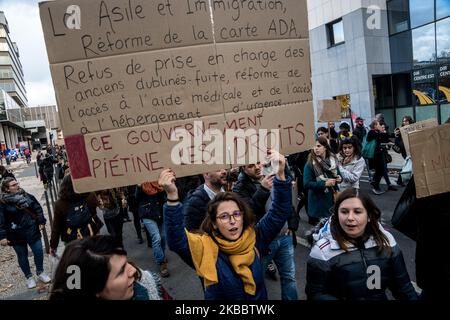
[{"xmin": 3, "ymin": 150, "xmax": 417, "ymax": 300}]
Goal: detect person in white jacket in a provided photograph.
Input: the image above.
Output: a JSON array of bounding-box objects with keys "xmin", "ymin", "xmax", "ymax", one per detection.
[{"xmin": 337, "ymin": 136, "xmax": 366, "ymax": 190}]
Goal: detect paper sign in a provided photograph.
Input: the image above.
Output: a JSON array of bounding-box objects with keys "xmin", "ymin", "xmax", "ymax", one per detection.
[
  {"xmin": 400, "ymin": 118, "xmax": 438, "ymax": 156},
  {"xmin": 409, "ymin": 124, "xmax": 450, "ymax": 198},
  {"xmin": 317, "ymin": 99, "xmax": 341, "ymax": 122}
]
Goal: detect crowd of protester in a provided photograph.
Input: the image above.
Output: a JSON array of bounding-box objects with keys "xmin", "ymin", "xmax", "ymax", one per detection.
[{"xmin": 0, "ymin": 116, "xmax": 449, "ymax": 300}]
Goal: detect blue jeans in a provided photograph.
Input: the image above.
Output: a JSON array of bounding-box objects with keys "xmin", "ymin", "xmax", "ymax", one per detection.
[
  {"xmin": 142, "ymin": 219, "xmax": 166, "ymax": 265},
  {"xmin": 262, "ymin": 234, "xmax": 298, "ymax": 300},
  {"xmin": 12, "ymin": 239, "xmax": 44, "ymax": 278}
]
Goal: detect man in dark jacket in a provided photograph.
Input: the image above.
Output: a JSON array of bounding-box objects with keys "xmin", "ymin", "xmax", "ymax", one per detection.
[
  {"xmin": 353, "ymin": 117, "xmax": 367, "ymax": 145},
  {"xmin": 232, "ymin": 163, "xmax": 272, "ymax": 219},
  {"xmin": 39, "ymin": 152, "xmax": 58, "ymax": 187},
  {"xmin": 184, "ymin": 169, "xmax": 227, "ymax": 231},
  {"xmin": 0, "ymin": 177, "xmax": 51, "ymax": 289}
]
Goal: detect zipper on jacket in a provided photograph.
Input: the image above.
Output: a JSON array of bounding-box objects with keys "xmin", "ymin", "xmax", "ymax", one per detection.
[{"xmin": 359, "ymin": 248, "xmax": 368, "ymax": 271}]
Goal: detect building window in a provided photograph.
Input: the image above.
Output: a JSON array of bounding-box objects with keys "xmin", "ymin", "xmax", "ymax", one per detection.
[
  {"xmin": 438, "ymin": 63, "xmax": 450, "ymax": 104},
  {"xmin": 412, "ymin": 67, "xmax": 437, "ymax": 106},
  {"xmin": 374, "ymin": 76, "xmax": 394, "ymax": 108},
  {"xmin": 437, "ymin": 0, "xmax": 450, "ymax": 20},
  {"xmin": 409, "ymin": 0, "xmax": 435, "ymax": 28},
  {"xmin": 388, "ymin": 0, "xmax": 410, "ymax": 35},
  {"xmin": 327, "ymin": 19, "xmax": 344, "ymax": 47},
  {"xmin": 437, "ymin": 17, "xmax": 450, "ymax": 62},
  {"xmin": 412, "ymin": 23, "xmax": 436, "ymax": 68}
]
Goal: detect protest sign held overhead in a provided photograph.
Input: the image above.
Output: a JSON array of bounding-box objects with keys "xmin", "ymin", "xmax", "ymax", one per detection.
[
  {"xmin": 39, "ymin": 0, "xmax": 314, "ymax": 192},
  {"xmin": 400, "ymin": 118, "xmax": 438, "ymax": 156},
  {"xmin": 409, "ymin": 124, "xmax": 450, "ymax": 198},
  {"xmin": 317, "ymin": 99, "xmax": 341, "ymax": 122}
]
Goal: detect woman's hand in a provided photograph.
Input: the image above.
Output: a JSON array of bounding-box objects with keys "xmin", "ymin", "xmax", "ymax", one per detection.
[
  {"xmin": 158, "ymin": 169, "xmax": 179, "ymax": 200},
  {"xmin": 325, "ymin": 179, "xmax": 336, "ymax": 187},
  {"xmin": 267, "ymin": 149, "xmax": 286, "ymax": 181}
]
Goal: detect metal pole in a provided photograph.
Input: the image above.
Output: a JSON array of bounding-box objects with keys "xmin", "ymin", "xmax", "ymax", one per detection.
[
  {"xmin": 52, "ymin": 180, "xmax": 58, "ymax": 203},
  {"xmin": 34, "ymin": 161, "xmax": 38, "ymax": 178},
  {"xmin": 48, "ymin": 181, "xmax": 56, "ymax": 212},
  {"xmin": 41, "ymin": 227, "xmax": 50, "ymax": 255},
  {"xmin": 44, "ymin": 190, "xmax": 53, "ymax": 227}
]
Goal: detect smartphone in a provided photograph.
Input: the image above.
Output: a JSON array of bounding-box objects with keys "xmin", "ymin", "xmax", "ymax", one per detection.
[{"xmin": 262, "ymin": 163, "xmax": 274, "ymax": 176}]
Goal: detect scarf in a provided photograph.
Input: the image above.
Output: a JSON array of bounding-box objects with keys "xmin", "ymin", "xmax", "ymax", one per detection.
[
  {"xmin": 313, "ymin": 156, "xmax": 337, "ymax": 182},
  {"xmin": 0, "ymin": 190, "xmax": 33, "ymax": 209},
  {"xmin": 142, "ymin": 182, "xmax": 164, "ymax": 196},
  {"xmin": 186, "ymin": 227, "xmax": 257, "ymax": 295}
]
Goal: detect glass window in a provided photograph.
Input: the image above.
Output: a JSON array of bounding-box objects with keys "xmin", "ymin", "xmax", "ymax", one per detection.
[
  {"xmin": 412, "ymin": 67, "xmax": 437, "ymax": 105},
  {"xmin": 437, "ymin": 0, "xmax": 450, "ymax": 20},
  {"xmin": 409, "ymin": 0, "xmax": 435, "ymax": 28},
  {"xmin": 441, "ymin": 103, "xmax": 450, "ymax": 122},
  {"xmin": 437, "ymin": 17, "xmax": 450, "ymax": 62},
  {"xmin": 374, "ymin": 76, "xmax": 394, "ymax": 108},
  {"xmin": 412, "ymin": 23, "xmax": 436, "ymax": 68},
  {"xmin": 415, "ymin": 105, "xmax": 438, "ymax": 121},
  {"xmin": 327, "ymin": 19, "xmax": 344, "ymax": 47},
  {"xmin": 438, "ymin": 63, "xmax": 450, "ymax": 103},
  {"xmin": 393, "ymin": 73, "xmax": 412, "ymax": 106},
  {"xmin": 388, "ymin": 0, "xmax": 410, "ymax": 34},
  {"xmin": 390, "ymin": 31, "xmax": 414, "ymax": 73}
]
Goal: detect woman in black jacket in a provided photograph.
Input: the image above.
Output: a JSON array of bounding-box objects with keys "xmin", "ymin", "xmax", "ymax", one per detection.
[
  {"xmin": 0, "ymin": 177, "xmax": 51, "ymax": 289},
  {"xmin": 366, "ymin": 120, "xmax": 396, "ymax": 195},
  {"xmin": 306, "ymin": 188, "xmax": 418, "ymax": 300}
]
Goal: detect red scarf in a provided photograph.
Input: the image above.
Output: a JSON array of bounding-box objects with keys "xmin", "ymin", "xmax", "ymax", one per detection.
[{"xmin": 141, "ymin": 182, "xmax": 163, "ymax": 196}]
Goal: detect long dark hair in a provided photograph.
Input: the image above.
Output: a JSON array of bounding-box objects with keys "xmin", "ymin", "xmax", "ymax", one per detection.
[
  {"xmin": 58, "ymin": 174, "xmax": 89, "ymax": 200},
  {"xmin": 330, "ymin": 188, "xmax": 391, "ymax": 254},
  {"xmin": 49, "ymin": 235, "xmax": 141, "ymax": 300},
  {"xmin": 307, "ymin": 136, "xmax": 334, "ymax": 166},
  {"xmin": 339, "ymin": 136, "xmax": 362, "ymax": 160},
  {"xmin": 200, "ymin": 192, "xmax": 255, "ymax": 241}
]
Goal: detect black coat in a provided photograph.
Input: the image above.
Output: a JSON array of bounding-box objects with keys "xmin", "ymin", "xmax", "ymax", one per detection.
[
  {"xmin": 232, "ymin": 171, "xmax": 271, "ymax": 220},
  {"xmin": 306, "ymin": 226, "xmax": 418, "ymax": 300},
  {"xmin": 183, "ymin": 184, "xmax": 211, "ymax": 231},
  {"xmin": 135, "ymin": 187, "xmax": 165, "ymax": 222},
  {"xmin": 0, "ymin": 192, "xmax": 46, "ymax": 246}
]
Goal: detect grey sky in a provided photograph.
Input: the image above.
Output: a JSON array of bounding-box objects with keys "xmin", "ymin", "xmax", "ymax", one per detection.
[{"xmin": 0, "ymin": 0, "xmax": 56, "ymax": 106}]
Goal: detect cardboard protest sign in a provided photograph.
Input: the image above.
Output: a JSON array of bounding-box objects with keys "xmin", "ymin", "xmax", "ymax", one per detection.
[
  {"xmin": 67, "ymin": 102, "xmax": 314, "ymax": 192},
  {"xmin": 48, "ymin": 39, "xmax": 311, "ymax": 137},
  {"xmin": 40, "ymin": 0, "xmax": 314, "ymax": 192},
  {"xmin": 400, "ymin": 118, "xmax": 438, "ymax": 156},
  {"xmin": 317, "ymin": 99, "xmax": 341, "ymax": 122},
  {"xmin": 409, "ymin": 124, "xmax": 450, "ymax": 198}
]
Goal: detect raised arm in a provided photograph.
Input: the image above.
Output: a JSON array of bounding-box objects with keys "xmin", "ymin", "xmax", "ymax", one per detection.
[
  {"xmin": 255, "ymin": 150, "xmax": 292, "ymax": 252},
  {"xmin": 159, "ymin": 169, "xmax": 194, "ymax": 268}
]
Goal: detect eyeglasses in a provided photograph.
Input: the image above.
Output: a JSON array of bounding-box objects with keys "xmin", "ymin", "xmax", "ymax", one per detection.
[{"xmin": 217, "ymin": 211, "xmax": 243, "ymax": 223}]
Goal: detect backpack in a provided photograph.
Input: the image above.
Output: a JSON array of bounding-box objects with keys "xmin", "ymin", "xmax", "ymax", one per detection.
[{"xmin": 65, "ymin": 200, "xmax": 103, "ymax": 242}]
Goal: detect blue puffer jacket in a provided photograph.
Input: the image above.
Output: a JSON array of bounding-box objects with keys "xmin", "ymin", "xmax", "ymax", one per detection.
[
  {"xmin": 0, "ymin": 191, "xmax": 46, "ymax": 246},
  {"xmin": 164, "ymin": 176, "xmax": 292, "ymax": 300}
]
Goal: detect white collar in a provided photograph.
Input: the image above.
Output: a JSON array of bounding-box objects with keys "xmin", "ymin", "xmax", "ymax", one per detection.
[{"xmin": 203, "ymin": 184, "xmax": 225, "ymax": 200}]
